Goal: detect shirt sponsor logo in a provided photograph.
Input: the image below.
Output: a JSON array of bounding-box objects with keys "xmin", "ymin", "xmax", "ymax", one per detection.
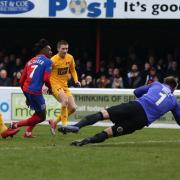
[
  {"xmin": 58, "ymin": 67, "xmax": 69, "ymax": 75},
  {"xmin": 0, "ymin": 0, "xmax": 34, "ymax": 14}
]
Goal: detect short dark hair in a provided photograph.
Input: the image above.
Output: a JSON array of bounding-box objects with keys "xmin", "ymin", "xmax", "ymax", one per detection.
[
  {"xmin": 57, "ymin": 40, "xmax": 68, "ymax": 48},
  {"xmin": 164, "ymin": 76, "xmax": 178, "ymax": 90},
  {"xmin": 34, "ymin": 38, "xmax": 49, "ymax": 54}
]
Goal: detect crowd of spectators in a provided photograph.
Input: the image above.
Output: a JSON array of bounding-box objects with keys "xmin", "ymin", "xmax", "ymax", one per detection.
[
  {"xmin": 0, "ymin": 47, "xmax": 180, "ymax": 89},
  {"xmin": 70, "ymin": 47, "xmax": 180, "ymax": 89},
  {"xmin": 0, "ymin": 50, "xmax": 25, "ymax": 87}
]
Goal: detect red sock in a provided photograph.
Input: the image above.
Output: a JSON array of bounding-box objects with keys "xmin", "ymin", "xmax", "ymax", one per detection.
[
  {"xmin": 26, "ymin": 125, "xmax": 36, "ymax": 132},
  {"xmin": 17, "ymin": 113, "xmax": 42, "ymax": 127}
]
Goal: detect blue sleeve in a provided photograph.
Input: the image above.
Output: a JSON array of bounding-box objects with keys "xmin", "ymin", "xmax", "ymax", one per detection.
[
  {"xmin": 171, "ymin": 102, "xmax": 180, "ymax": 125},
  {"xmin": 45, "ymin": 59, "xmax": 52, "ymax": 73},
  {"xmin": 134, "ymin": 84, "xmax": 152, "ymax": 98}
]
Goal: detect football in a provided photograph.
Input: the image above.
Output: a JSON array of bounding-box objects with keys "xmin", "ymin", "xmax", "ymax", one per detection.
[{"xmin": 69, "ymin": 0, "xmax": 87, "ymax": 15}]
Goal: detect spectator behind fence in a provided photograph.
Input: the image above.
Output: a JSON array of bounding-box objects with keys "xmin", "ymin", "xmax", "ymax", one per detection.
[
  {"xmin": 167, "ymin": 61, "xmax": 180, "ymax": 78},
  {"xmin": 81, "ymin": 78, "xmax": 87, "ymax": 88},
  {"xmin": 8, "ymin": 57, "xmax": 23, "ymax": 78},
  {"xmin": 96, "ymin": 75, "xmax": 110, "ymax": 88},
  {"xmin": 85, "ymin": 75, "xmax": 94, "ymax": 88},
  {"xmin": 145, "ymin": 67, "xmax": 159, "ymax": 85},
  {"xmin": 107, "ymin": 67, "xmax": 113, "ymax": 79},
  {"xmin": 140, "ymin": 62, "xmax": 151, "ymax": 85},
  {"xmin": 0, "ymin": 46, "xmax": 180, "ymax": 89},
  {"xmin": 127, "ymin": 64, "xmax": 141, "ymax": 88},
  {"xmin": 83, "ymin": 60, "xmax": 95, "ymax": 77},
  {"xmin": 13, "ymin": 71, "xmax": 21, "ymax": 86},
  {"xmin": 111, "ymin": 68, "xmax": 124, "ymax": 88},
  {"xmin": 80, "ymin": 75, "xmax": 94, "ymax": 88},
  {"xmin": 0, "ymin": 69, "xmax": 11, "ymax": 86}
]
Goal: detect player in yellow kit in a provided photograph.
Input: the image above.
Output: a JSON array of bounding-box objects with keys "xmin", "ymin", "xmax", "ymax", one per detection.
[
  {"xmin": 0, "ymin": 112, "xmax": 19, "ymax": 138},
  {"xmin": 49, "ymin": 40, "xmax": 81, "ymax": 135}
]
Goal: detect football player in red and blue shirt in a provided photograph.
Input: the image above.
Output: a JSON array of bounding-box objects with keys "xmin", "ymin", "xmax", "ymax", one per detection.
[{"xmin": 11, "ymin": 39, "xmax": 52, "ymax": 138}]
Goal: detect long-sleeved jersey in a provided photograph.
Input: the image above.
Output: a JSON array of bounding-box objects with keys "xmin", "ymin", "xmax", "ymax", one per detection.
[
  {"xmin": 134, "ymin": 82, "xmax": 180, "ymax": 125},
  {"xmin": 50, "ymin": 53, "xmax": 78, "ymax": 88},
  {"xmin": 20, "ymin": 55, "xmax": 52, "ymax": 95}
]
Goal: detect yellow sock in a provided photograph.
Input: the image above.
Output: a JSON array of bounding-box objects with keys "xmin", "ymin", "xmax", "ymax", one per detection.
[
  {"xmin": 58, "ymin": 106, "xmax": 68, "ymax": 126},
  {"xmin": 0, "ymin": 113, "xmax": 8, "ymax": 134},
  {"xmin": 56, "ymin": 114, "xmax": 61, "ymax": 124},
  {"xmin": 56, "ymin": 108, "xmax": 72, "ymax": 124}
]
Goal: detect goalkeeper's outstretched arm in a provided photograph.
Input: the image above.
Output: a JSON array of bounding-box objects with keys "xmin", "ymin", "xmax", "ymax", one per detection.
[{"xmin": 134, "ymin": 84, "xmax": 152, "ymax": 98}]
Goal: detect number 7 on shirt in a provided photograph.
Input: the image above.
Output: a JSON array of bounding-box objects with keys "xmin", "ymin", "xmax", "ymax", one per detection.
[{"xmin": 29, "ymin": 65, "xmax": 38, "ymax": 78}]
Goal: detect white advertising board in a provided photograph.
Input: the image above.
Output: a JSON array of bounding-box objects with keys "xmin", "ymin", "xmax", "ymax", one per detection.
[
  {"xmin": 0, "ymin": 0, "xmax": 180, "ymax": 19},
  {"xmin": 1, "ymin": 87, "xmax": 180, "ymax": 126}
]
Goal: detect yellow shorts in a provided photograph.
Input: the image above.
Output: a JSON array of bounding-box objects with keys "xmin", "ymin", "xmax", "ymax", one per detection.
[{"xmin": 51, "ymin": 85, "xmax": 72, "ymax": 99}]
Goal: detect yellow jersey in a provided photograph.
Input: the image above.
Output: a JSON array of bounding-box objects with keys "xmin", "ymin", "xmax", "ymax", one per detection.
[{"xmin": 50, "ymin": 53, "xmax": 78, "ymax": 87}]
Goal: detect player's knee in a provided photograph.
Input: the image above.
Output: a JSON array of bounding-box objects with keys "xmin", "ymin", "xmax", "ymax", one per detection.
[
  {"xmin": 112, "ymin": 126, "xmax": 124, "ymax": 137},
  {"xmin": 100, "ymin": 110, "xmax": 109, "ymax": 119},
  {"xmin": 69, "ymin": 105, "xmax": 77, "ymax": 113},
  {"xmin": 112, "ymin": 125, "xmax": 135, "ymax": 137},
  {"xmin": 36, "ymin": 111, "xmax": 46, "ymax": 122}
]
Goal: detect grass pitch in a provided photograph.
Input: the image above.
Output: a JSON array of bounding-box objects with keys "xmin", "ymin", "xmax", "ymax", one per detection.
[{"xmin": 0, "ymin": 126, "xmax": 180, "ymax": 180}]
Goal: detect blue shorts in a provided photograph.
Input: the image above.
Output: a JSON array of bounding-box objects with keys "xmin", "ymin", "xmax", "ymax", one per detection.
[{"xmin": 24, "ymin": 92, "xmax": 46, "ymax": 112}]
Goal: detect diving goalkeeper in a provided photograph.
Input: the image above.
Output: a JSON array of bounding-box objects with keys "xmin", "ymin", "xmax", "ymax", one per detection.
[{"xmin": 59, "ymin": 76, "xmax": 180, "ymax": 146}]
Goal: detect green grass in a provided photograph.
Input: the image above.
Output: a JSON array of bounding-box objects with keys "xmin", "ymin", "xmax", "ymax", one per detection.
[{"xmin": 1, "ymin": 126, "xmax": 180, "ymax": 180}]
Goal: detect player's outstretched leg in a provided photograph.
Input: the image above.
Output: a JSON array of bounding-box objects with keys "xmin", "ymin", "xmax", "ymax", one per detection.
[
  {"xmin": 0, "ymin": 112, "xmax": 20, "ymax": 138},
  {"xmin": 71, "ymin": 130, "xmax": 109, "ymax": 146},
  {"xmin": 58, "ymin": 111, "xmax": 105, "ymax": 134},
  {"xmin": 11, "ymin": 111, "xmax": 46, "ymax": 137},
  {"xmin": 58, "ymin": 125, "xmax": 79, "ymax": 134},
  {"xmin": 1, "ymin": 128, "xmax": 20, "ymax": 139},
  {"xmin": 71, "ymin": 127, "xmax": 112, "ymax": 146}
]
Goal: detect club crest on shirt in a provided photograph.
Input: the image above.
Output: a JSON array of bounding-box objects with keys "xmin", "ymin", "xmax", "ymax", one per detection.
[{"xmin": 66, "ymin": 61, "xmax": 70, "ymax": 66}]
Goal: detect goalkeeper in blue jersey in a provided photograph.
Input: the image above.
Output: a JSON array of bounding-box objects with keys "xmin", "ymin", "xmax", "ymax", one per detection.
[{"xmin": 58, "ymin": 76, "xmax": 180, "ymax": 146}]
